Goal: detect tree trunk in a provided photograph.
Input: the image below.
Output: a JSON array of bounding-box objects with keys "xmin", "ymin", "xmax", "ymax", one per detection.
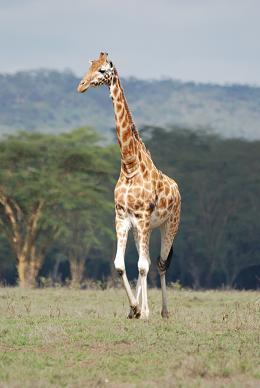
[
  {"xmin": 204, "ymin": 265, "xmax": 213, "ymax": 289},
  {"xmin": 189, "ymin": 262, "xmax": 201, "ymax": 290},
  {"xmin": 17, "ymin": 255, "xmax": 30, "ymax": 288},
  {"xmin": 70, "ymin": 259, "xmax": 85, "ymax": 285},
  {"xmin": 192, "ymin": 272, "xmax": 201, "ymax": 290},
  {"xmin": 0, "ymin": 192, "xmax": 45, "ymax": 288},
  {"xmin": 17, "ymin": 251, "xmax": 43, "ymax": 288}
]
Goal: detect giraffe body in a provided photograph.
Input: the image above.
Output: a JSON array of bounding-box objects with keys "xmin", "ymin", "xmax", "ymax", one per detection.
[
  {"xmin": 115, "ymin": 166, "xmax": 180, "ymax": 230},
  {"xmin": 78, "ymin": 52, "xmax": 181, "ymax": 319}
]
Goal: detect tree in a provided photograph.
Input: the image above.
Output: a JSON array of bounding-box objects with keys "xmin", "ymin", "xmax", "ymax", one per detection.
[
  {"xmin": 0, "ymin": 132, "xmax": 62, "ymax": 286},
  {"xmin": 0, "ymin": 128, "xmax": 117, "ymax": 287},
  {"xmin": 145, "ymin": 127, "xmax": 260, "ymax": 288},
  {"xmin": 0, "ymin": 125, "xmax": 259, "ymax": 289},
  {"xmin": 52, "ymin": 130, "xmax": 117, "ymax": 284}
]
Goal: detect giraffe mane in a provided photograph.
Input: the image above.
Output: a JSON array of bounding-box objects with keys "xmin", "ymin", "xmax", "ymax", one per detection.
[
  {"xmin": 131, "ymin": 123, "xmax": 151, "ymax": 158},
  {"xmin": 113, "ymin": 68, "xmax": 151, "ymax": 158}
]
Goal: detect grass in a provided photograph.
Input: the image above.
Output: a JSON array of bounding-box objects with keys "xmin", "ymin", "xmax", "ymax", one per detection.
[{"xmin": 0, "ymin": 287, "xmax": 259, "ymax": 387}]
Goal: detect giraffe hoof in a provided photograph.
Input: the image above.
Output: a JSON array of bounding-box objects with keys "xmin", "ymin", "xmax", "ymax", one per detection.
[
  {"xmin": 134, "ymin": 306, "xmax": 141, "ymax": 319},
  {"xmin": 161, "ymin": 309, "xmax": 169, "ymax": 319},
  {"xmin": 128, "ymin": 305, "xmax": 141, "ymax": 319}
]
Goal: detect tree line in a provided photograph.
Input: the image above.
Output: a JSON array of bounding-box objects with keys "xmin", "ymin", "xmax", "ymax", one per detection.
[{"xmin": 0, "ymin": 127, "xmax": 259, "ymax": 288}]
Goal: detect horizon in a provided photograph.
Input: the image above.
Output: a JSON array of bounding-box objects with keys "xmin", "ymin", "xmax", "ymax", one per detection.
[{"xmin": 1, "ymin": 67, "xmax": 260, "ymax": 88}]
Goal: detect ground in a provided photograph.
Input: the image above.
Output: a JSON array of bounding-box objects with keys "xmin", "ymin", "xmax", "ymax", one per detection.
[{"xmin": 0, "ymin": 287, "xmax": 259, "ymax": 387}]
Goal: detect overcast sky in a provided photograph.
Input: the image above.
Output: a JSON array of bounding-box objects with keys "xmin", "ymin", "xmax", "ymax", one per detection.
[{"xmin": 1, "ymin": 0, "xmax": 259, "ymax": 84}]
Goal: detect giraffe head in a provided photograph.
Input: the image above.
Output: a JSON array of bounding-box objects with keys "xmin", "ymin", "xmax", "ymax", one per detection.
[{"xmin": 77, "ymin": 52, "xmax": 114, "ymax": 93}]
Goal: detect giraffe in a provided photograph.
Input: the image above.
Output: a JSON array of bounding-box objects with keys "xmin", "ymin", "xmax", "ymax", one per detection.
[{"xmin": 77, "ymin": 52, "xmax": 181, "ymax": 319}]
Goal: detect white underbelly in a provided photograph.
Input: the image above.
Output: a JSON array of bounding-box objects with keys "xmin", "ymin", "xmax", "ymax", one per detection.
[
  {"xmin": 127, "ymin": 211, "xmax": 168, "ymax": 230},
  {"xmin": 150, "ymin": 211, "xmax": 168, "ymax": 229}
]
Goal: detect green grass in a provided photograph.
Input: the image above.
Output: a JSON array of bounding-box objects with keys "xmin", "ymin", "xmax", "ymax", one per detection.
[{"xmin": 0, "ymin": 288, "xmax": 259, "ymax": 387}]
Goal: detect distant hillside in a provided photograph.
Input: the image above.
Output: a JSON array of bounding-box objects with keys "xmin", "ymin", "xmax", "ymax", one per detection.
[{"xmin": 0, "ymin": 70, "xmax": 259, "ymax": 139}]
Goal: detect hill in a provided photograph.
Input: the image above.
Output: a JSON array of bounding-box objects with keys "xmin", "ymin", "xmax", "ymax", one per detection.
[{"xmin": 0, "ymin": 70, "xmax": 259, "ymax": 139}]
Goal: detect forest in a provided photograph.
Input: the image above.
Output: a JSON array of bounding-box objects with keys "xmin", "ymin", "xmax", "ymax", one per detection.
[{"xmin": 0, "ymin": 126, "xmax": 259, "ymax": 289}]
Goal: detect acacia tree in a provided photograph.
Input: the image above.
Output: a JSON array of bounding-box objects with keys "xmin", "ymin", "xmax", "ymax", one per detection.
[
  {"xmin": 54, "ymin": 131, "xmax": 116, "ymax": 284},
  {"xmin": 56, "ymin": 197, "xmax": 114, "ymax": 285},
  {"xmin": 0, "ymin": 193, "xmax": 45, "ymax": 287},
  {"xmin": 0, "ymin": 128, "xmax": 117, "ymax": 287},
  {"xmin": 0, "ymin": 132, "xmax": 62, "ymax": 287}
]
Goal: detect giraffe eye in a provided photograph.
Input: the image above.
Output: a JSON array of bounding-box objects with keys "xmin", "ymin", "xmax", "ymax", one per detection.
[{"xmin": 99, "ymin": 69, "xmax": 106, "ymax": 74}]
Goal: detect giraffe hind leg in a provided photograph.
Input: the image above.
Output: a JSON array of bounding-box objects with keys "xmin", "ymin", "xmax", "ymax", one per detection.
[
  {"xmin": 157, "ymin": 247, "xmax": 173, "ymax": 319},
  {"xmin": 158, "ymin": 214, "xmax": 179, "ymax": 318}
]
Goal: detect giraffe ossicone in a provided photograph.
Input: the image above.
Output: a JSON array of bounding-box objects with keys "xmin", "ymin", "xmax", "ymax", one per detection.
[{"xmin": 78, "ymin": 52, "xmax": 181, "ymax": 319}]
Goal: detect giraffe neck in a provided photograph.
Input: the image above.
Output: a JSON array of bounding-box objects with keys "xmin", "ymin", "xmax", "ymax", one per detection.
[{"xmin": 109, "ymin": 69, "xmax": 140, "ymax": 178}]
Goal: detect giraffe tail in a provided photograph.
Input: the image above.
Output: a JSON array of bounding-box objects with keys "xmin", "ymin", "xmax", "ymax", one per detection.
[{"xmin": 157, "ymin": 246, "xmax": 173, "ymax": 274}]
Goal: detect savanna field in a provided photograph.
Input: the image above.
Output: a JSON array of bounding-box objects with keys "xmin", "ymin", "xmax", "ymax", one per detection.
[{"xmin": 0, "ymin": 287, "xmax": 259, "ymax": 387}]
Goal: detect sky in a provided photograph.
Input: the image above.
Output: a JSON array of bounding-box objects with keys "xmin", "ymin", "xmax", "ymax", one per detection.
[{"xmin": 0, "ymin": 0, "xmax": 259, "ymax": 85}]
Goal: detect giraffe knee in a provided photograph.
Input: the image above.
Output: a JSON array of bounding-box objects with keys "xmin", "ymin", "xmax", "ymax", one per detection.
[
  {"xmin": 114, "ymin": 263, "xmax": 125, "ymax": 276},
  {"xmin": 138, "ymin": 258, "xmax": 149, "ymax": 276},
  {"xmin": 114, "ymin": 256, "xmax": 125, "ymax": 276},
  {"xmin": 139, "ymin": 268, "xmax": 146, "ymax": 276},
  {"xmin": 116, "ymin": 268, "xmax": 124, "ymax": 277}
]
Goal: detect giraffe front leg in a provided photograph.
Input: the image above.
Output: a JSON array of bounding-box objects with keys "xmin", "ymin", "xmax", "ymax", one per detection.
[
  {"xmin": 114, "ymin": 216, "xmax": 140, "ymax": 317},
  {"xmin": 128, "ymin": 275, "xmax": 142, "ymax": 319},
  {"xmin": 128, "ymin": 228, "xmax": 142, "ymax": 319},
  {"xmin": 137, "ymin": 228, "xmax": 151, "ymax": 320}
]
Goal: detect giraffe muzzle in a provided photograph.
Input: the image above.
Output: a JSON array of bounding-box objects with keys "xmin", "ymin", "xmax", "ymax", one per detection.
[{"xmin": 77, "ymin": 80, "xmax": 90, "ymax": 93}]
